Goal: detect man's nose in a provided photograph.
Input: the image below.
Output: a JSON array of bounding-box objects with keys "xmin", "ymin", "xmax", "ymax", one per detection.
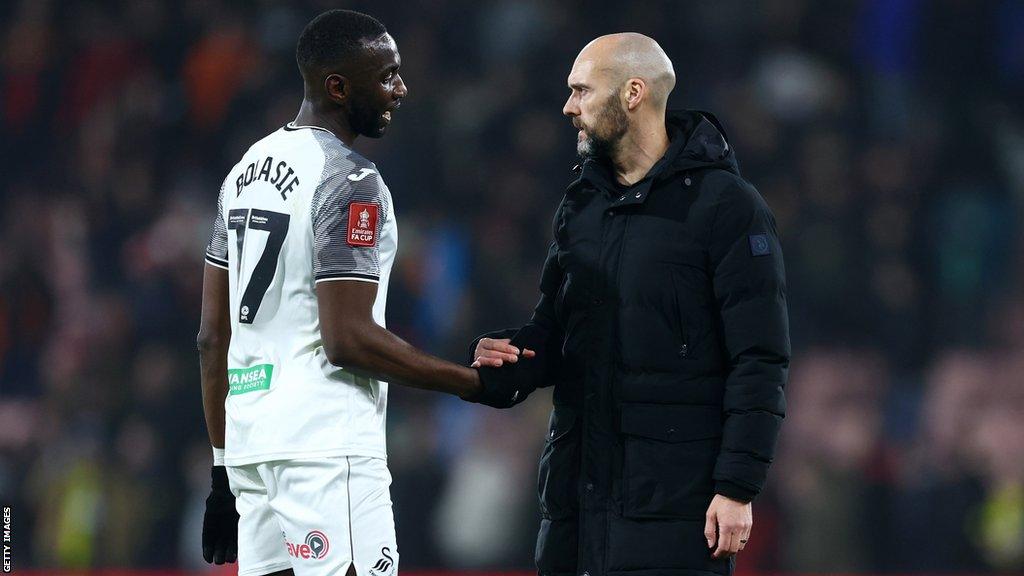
[
  {"xmin": 563, "ymin": 95, "xmax": 578, "ymax": 117},
  {"xmin": 394, "ymin": 74, "xmax": 408, "ymax": 98}
]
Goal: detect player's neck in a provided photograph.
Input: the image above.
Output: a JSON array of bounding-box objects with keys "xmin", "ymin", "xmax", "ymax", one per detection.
[{"xmin": 294, "ymin": 99, "xmax": 358, "ymax": 146}]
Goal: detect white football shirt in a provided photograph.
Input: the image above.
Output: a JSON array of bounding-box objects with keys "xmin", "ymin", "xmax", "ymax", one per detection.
[{"xmin": 205, "ymin": 122, "xmax": 398, "ymax": 466}]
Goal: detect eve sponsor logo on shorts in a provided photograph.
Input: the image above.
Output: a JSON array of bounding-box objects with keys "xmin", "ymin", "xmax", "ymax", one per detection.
[
  {"xmin": 347, "ymin": 202, "xmax": 379, "ymax": 247},
  {"xmin": 228, "ymin": 364, "xmax": 273, "ymax": 395},
  {"xmin": 284, "ymin": 530, "xmax": 330, "ymax": 560},
  {"xmin": 369, "ymin": 546, "xmax": 395, "ymax": 576}
]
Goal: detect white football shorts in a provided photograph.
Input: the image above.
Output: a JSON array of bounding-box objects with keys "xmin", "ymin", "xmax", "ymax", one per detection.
[{"xmin": 227, "ymin": 456, "xmax": 399, "ymax": 576}]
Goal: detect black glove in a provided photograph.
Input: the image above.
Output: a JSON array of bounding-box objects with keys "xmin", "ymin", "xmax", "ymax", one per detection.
[
  {"xmin": 467, "ymin": 324, "xmax": 549, "ymax": 408},
  {"xmin": 202, "ymin": 465, "xmax": 239, "ymax": 564}
]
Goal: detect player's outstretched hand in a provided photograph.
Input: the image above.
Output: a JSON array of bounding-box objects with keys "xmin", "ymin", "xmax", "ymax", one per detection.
[
  {"xmin": 472, "ymin": 359, "xmax": 536, "ymax": 408},
  {"xmin": 202, "ymin": 465, "xmax": 239, "ymax": 565}
]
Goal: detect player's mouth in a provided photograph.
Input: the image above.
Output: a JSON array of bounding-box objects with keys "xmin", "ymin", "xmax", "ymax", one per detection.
[{"xmin": 382, "ymin": 102, "xmax": 401, "ymax": 124}]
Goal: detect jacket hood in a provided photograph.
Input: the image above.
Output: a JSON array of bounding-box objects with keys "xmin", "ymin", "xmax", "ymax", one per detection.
[
  {"xmin": 664, "ymin": 109, "xmax": 739, "ymax": 176},
  {"xmin": 574, "ymin": 109, "xmax": 739, "ymax": 189}
]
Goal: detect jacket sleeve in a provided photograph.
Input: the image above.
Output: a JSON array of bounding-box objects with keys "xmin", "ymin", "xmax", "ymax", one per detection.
[
  {"xmin": 468, "ymin": 240, "xmax": 564, "ymax": 389},
  {"xmin": 708, "ymin": 179, "xmax": 790, "ymax": 502}
]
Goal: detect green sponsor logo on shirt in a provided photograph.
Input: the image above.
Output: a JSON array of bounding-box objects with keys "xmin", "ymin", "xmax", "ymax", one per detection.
[{"xmin": 228, "ymin": 364, "xmax": 273, "ymax": 395}]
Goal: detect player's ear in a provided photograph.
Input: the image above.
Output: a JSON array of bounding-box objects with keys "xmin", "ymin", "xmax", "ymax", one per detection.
[{"xmin": 324, "ymin": 73, "xmax": 349, "ymax": 104}]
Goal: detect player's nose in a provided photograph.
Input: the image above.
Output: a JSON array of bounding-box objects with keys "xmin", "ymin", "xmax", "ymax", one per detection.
[{"xmin": 394, "ymin": 74, "xmax": 408, "ymax": 99}]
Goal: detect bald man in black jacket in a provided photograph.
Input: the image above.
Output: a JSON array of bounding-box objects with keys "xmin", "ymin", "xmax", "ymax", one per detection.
[{"xmin": 469, "ymin": 33, "xmax": 790, "ymax": 576}]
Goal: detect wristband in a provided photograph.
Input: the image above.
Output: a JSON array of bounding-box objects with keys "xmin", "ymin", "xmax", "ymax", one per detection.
[{"xmin": 212, "ymin": 446, "xmax": 225, "ymax": 466}]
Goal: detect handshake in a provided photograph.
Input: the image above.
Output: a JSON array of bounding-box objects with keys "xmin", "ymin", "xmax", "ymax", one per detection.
[{"xmin": 464, "ymin": 324, "xmax": 549, "ymax": 409}]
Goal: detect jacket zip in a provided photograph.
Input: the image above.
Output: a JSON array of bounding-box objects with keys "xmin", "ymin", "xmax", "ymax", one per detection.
[{"xmin": 604, "ymin": 210, "xmax": 631, "ymax": 575}]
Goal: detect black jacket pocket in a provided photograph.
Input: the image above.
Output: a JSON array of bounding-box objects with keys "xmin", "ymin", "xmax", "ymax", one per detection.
[
  {"xmin": 538, "ymin": 405, "xmax": 580, "ymax": 520},
  {"xmin": 620, "ymin": 403, "xmax": 722, "ymax": 520}
]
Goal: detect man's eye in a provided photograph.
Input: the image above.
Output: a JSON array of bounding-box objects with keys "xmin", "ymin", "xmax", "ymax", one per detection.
[{"xmin": 383, "ymin": 72, "xmax": 395, "ymax": 82}]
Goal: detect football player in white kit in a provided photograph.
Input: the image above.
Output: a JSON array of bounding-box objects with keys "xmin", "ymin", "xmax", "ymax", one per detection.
[{"xmin": 196, "ymin": 9, "xmax": 542, "ymax": 576}]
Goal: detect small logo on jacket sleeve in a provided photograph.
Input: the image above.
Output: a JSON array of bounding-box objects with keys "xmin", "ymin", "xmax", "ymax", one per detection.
[
  {"xmin": 749, "ymin": 234, "xmax": 771, "ymax": 256},
  {"xmin": 347, "ymin": 203, "xmax": 379, "ymax": 247}
]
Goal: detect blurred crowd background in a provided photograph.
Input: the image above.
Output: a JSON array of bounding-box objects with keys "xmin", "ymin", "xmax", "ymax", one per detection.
[{"xmin": 2, "ymin": 0, "xmax": 1024, "ymax": 572}]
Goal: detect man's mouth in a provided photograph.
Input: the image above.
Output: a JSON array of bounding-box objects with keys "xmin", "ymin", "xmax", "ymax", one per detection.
[
  {"xmin": 573, "ymin": 121, "xmax": 587, "ymax": 141},
  {"xmin": 382, "ymin": 101, "xmax": 401, "ymax": 123}
]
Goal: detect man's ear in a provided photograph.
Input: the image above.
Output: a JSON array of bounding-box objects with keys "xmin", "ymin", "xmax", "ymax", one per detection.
[
  {"xmin": 625, "ymin": 78, "xmax": 646, "ymax": 111},
  {"xmin": 325, "ymin": 73, "xmax": 349, "ymax": 104}
]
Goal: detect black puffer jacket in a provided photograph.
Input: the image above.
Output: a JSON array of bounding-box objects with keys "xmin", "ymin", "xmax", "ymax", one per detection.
[{"xmin": 476, "ymin": 110, "xmax": 789, "ymax": 576}]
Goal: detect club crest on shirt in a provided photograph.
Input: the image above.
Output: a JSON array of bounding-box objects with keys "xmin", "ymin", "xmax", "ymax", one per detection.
[{"xmin": 347, "ymin": 203, "xmax": 379, "ymax": 247}]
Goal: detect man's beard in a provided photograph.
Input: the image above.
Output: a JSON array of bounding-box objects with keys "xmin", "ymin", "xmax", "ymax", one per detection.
[{"xmin": 577, "ymin": 94, "xmax": 629, "ymax": 160}]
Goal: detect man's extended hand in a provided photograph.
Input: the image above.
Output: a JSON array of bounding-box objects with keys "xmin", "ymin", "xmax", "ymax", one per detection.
[
  {"xmin": 705, "ymin": 494, "xmax": 752, "ymax": 559},
  {"xmin": 472, "ymin": 337, "xmax": 536, "ymax": 368},
  {"xmin": 466, "ymin": 325, "xmax": 549, "ymax": 408},
  {"xmin": 202, "ymin": 466, "xmax": 239, "ymax": 565}
]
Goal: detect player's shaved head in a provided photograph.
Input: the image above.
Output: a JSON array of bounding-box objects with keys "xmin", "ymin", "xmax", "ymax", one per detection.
[
  {"xmin": 574, "ymin": 33, "xmax": 676, "ymax": 109},
  {"xmin": 296, "ymin": 9, "xmax": 388, "ymax": 87}
]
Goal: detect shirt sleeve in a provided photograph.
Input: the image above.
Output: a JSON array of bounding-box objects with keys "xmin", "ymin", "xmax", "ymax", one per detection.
[
  {"xmin": 311, "ymin": 167, "xmax": 389, "ymax": 283},
  {"xmin": 205, "ymin": 181, "xmax": 229, "ymax": 269}
]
